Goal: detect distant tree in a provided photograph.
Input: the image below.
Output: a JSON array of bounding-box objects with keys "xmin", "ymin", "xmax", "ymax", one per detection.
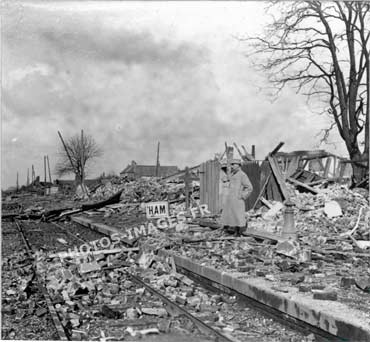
[
  {"xmin": 245, "ymin": 1, "xmax": 369, "ymax": 182},
  {"xmin": 56, "ymin": 131, "xmax": 102, "ymax": 192}
]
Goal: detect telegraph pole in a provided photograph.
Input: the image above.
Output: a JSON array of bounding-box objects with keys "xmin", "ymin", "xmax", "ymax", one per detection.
[
  {"xmin": 47, "ymin": 155, "xmax": 52, "ymax": 183},
  {"xmin": 44, "ymin": 156, "xmax": 47, "ymax": 182},
  {"xmin": 156, "ymin": 141, "xmax": 160, "ymax": 177}
]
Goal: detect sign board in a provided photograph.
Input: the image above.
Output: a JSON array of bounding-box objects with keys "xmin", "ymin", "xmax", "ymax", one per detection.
[{"xmin": 145, "ymin": 201, "xmax": 169, "ymax": 219}]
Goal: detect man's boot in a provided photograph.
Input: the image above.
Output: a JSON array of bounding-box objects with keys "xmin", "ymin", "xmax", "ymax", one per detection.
[{"xmin": 234, "ymin": 227, "xmax": 241, "ymax": 237}]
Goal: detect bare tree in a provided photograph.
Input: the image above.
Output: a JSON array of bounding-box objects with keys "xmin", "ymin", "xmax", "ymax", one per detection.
[
  {"xmin": 56, "ymin": 131, "xmax": 102, "ymax": 192},
  {"xmin": 245, "ymin": 1, "xmax": 369, "ymax": 182}
]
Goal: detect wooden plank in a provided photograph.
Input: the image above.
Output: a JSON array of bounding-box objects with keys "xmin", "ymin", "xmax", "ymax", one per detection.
[
  {"xmin": 259, "ymin": 161, "xmax": 270, "ymax": 188},
  {"xmin": 202, "ymin": 162, "xmax": 209, "ymax": 210},
  {"xmin": 215, "ymin": 160, "xmax": 220, "ymax": 213},
  {"xmin": 207, "ymin": 161, "xmax": 211, "ymax": 211},
  {"xmin": 241, "ymin": 145, "xmax": 255, "ymax": 161},
  {"xmin": 245, "ymin": 228, "xmax": 285, "ymax": 243},
  {"xmin": 200, "ymin": 163, "xmax": 205, "ymax": 205},
  {"xmin": 286, "ymin": 156, "xmax": 300, "ymax": 178},
  {"xmin": 260, "ymin": 197, "xmax": 272, "ymax": 208},
  {"xmin": 266, "ymin": 177, "xmax": 274, "ymax": 201},
  {"xmin": 270, "ymin": 170, "xmax": 283, "ymax": 201},
  {"xmin": 339, "ymin": 161, "xmax": 346, "ymax": 180},
  {"xmin": 267, "ymin": 156, "xmax": 290, "ymax": 200},
  {"xmin": 269, "ymin": 142, "xmax": 285, "ymax": 156},
  {"xmin": 252, "ymin": 173, "xmax": 271, "ymax": 210},
  {"xmin": 209, "ymin": 160, "xmax": 214, "ymax": 213},
  {"xmin": 242, "ymin": 162, "xmax": 261, "ymax": 211},
  {"xmin": 323, "ymin": 157, "xmax": 332, "ymax": 178},
  {"xmin": 287, "ymin": 177, "xmax": 319, "ymax": 194}
]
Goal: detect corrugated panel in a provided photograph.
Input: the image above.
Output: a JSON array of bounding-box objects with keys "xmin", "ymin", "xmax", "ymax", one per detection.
[
  {"xmin": 199, "ymin": 160, "xmax": 221, "ymax": 215},
  {"xmin": 242, "ymin": 162, "xmax": 261, "ymax": 211}
]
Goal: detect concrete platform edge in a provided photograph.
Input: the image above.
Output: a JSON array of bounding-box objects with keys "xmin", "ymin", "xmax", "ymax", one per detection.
[
  {"xmin": 160, "ymin": 251, "xmax": 370, "ymax": 342},
  {"xmin": 71, "ymin": 216, "xmax": 370, "ymax": 341}
]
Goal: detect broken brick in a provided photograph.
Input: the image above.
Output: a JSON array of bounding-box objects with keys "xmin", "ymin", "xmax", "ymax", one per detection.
[
  {"xmin": 175, "ymin": 296, "xmax": 187, "ymax": 305},
  {"xmin": 141, "ymin": 308, "xmax": 167, "ymax": 317},
  {"xmin": 312, "ymin": 290, "xmax": 337, "ymax": 301},
  {"xmin": 199, "ymin": 304, "xmax": 218, "ymax": 313},
  {"xmin": 157, "ymin": 319, "xmax": 171, "ymax": 333},
  {"xmin": 237, "ymin": 265, "xmax": 254, "ymax": 273},
  {"xmin": 298, "ymin": 285, "xmax": 311, "ymax": 293},
  {"xmin": 311, "ymin": 284, "xmax": 325, "ymax": 290},
  {"xmin": 79, "ymin": 261, "xmax": 101, "ymax": 274},
  {"xmin": 340, "ymin": 277, "xmax": 355, "ymax": 289},
  {"xmin": 186, "ymin": 296, "xmax": 201, "ymax": 307}
]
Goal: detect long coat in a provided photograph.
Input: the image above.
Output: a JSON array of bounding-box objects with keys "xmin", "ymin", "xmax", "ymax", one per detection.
[{"xmin": 220, "ymin": 168, "xmax": 253, "ymax": 227}]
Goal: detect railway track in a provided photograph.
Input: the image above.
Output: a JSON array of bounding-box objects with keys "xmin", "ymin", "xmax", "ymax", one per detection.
[
  {"xmin": 5, "ymin": 220, "xmax": 237, "ymax": 341},
  {"xmin": 2, "ymin": 218, "xmax": 340, "ymax": 341}
]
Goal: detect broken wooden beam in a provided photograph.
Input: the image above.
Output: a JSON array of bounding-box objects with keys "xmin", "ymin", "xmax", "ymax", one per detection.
[
  {"xmin": 287, "ymin": 177, "xmax": 319, "ymax": 194},
  {"xmin": 267, "ymin": 156, "xmax": 290, "ymax": 200},
  {"xmin": 269, "ymin": 142, "xmax": 285, "ymax": 157}
]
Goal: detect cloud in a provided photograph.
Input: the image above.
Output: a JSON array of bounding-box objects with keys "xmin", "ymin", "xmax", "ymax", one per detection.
[{"xmin": 1, "ymin": 3, "xmax": 346, "ymax": 189}]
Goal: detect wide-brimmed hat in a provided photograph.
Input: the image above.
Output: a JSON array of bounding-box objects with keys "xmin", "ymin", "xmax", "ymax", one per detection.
[
  {"xmin": 220, "ymin": 161, "xmax": 227, "ymax": 168},
  {"xmin": 230, "ymin": 159, "xmax": 242, "ymax": 165}
]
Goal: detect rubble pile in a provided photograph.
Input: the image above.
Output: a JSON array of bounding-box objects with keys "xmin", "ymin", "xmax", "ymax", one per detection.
[
  {"xmin": 248, "ymin": 183, "xmax": 369, "ymax": 241},
  {"xmin": 1, "ymin": 251, "xmax": 58, "ymax": 340},
  {"xmin": 91, "ymin": 176, "xmax": 199, "ymax": 204}
]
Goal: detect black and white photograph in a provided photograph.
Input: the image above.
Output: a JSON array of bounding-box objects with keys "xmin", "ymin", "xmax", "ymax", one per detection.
[{"xmin": 1, "ymin": 1, "xmax": 370, "ymax": 341}]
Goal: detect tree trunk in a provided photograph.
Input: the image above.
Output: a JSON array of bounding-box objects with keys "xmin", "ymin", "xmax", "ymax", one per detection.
[{"xmin": 349, "ymin": 150, "xmax": 367, "ymax": 184}]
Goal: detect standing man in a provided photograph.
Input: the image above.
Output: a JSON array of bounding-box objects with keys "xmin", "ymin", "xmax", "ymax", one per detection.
[{"xmin": 220, "ymin": 159, "xmax": 253, "ymax": 236}]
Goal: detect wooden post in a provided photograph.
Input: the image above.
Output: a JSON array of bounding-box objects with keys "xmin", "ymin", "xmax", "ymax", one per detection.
[
  {"xmin": 225, "ymin": 142, "xmax": 233, "ymax": 181},
  {"xmin": 323, "ymin": 157, "xmax": 332, "ymax": 178},
  {"xmin": 269, "ymin": 142, "xmax": 285, "ymax": 156},
  {"xmin": 251, "ymin": 145, "xmax": 256, "ymax": 159},
  {"xmin": 156, "ymin": 141, "xmax": 160, "ymax": 177},
  {"xmin": 44, "ymin": 156, "xmax": 47, "ymax": 182},
  {"xmin": 58, "ymin": 131, "xmax": 78, "ymax": 175},
  {"xmin": 47, "ymin": 155, "xmax": 52, "ymax": 183},
  {"xmin": 241, "ymin": 145, "xmax": 254, "ymax": 161},
  {"xmin": 185, "ymin": 167, "xmax": 190, "ymax": 210},
  {"xmin": 81, "ymin": 130, "xmax": 85, "ymax": 184}
]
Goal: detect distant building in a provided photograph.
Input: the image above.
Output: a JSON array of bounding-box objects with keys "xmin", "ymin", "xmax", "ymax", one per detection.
[{"xmin": 120, "ymin": 161, "xmax": 179, "ymax": 179}]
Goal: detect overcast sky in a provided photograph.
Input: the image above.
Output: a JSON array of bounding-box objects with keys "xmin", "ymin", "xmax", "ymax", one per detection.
[{"xmin": 2, "ymin": 1, "xmax": 346, "ymax": 189}]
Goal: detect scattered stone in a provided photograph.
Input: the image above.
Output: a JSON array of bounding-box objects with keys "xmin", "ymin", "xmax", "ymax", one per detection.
[
  {"xmin": 311, "ymin": 284, "xmax": 325, "ymax": 290},
  {"xmin": 187, "ymin": 296, "xmax": 201, "ymax": 307},
  {"xmin": 157, "ymin": 319, "xmax": 171, "ymax": 333},
  {"xmin": 79, "ymin": 261, "xmax": 101, "ymax": 274},
  {"xmin": 312, "ymin": 290, "xmax": 338, "ymax": 301},
  {"xmin": 265, "ymin": 274, "xmax": 277, "ymax": 282},
  {"xmin": 122, "ymin": 280, "xmax": 133, "ymax": 289},
  {"xmin": 298, "ymin": 285, "xmax": 311, "ymax": 293},
  {"xmin": 271, "ymin": 286, "xmax": 289, "ymax": 293},
  {"xmin": 175, "ymin": 295, "xmax": 187, "ymax": 305},
  {"xmin": 141, "ymin": 307, "xmax": 167, "ymax": 317},
  {"xmin": 355, "ymin": 277, "xmax": 370, "ymax": 293},
  {"xmin": 101, "ymin": 305, "xmax": 121, "ymax": 319},
  {"xmin": 324, "ymin": 200, "xmax": 342, "ymax": 218},
  {"xmin": 126, "ymin": 308, "xmax": 139, "ymax": 320},
  {"xmin": 199, "ymin": 304, "xmax": 218, "ymax": 312},
  {"xmin": 237, "ymin": 265, "xmax": 255, "ymax": 272},
  {"xmin": 255, "ymin": 270, "xmax": 266, "ymax": 277},
  {"xmin": 15, "ymin": 309, "xmax": 26, "ymax": 322},
  {"xmin": 276, "ymin": 240, "xmax": 300, "ymax": 258},
  {"xmin": 36, "ymin": 308, "xmax": 48, "ymax": 317},
  {"xmin": 340, "ymin": 277, "xmax": 355, "ymax": 289}
]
